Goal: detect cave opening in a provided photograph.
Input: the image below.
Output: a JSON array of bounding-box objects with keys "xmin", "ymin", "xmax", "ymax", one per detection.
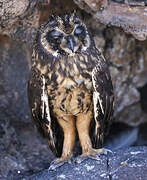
[{"xmin": 139, "ymin": 83, "xmax": 147, "ymax": 114}]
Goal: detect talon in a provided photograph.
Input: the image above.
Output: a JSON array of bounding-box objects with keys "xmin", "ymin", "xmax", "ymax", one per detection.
[
  {"xmin": 102, "ymin": 148, "xmax": 113, "ymax": 155},
  {"xmin": 48, "ymin": 156, "xmax": 73, "ymax": 171},
  {"xmin": 49, "ymin": 158, "xmax": 64, "ymax": 171},
  {"xmin": 76, "ymin": 154, "xmax": 101, "ymax": 164},
  {"xmin": 76, "ymin": 148, "xmax": 112, "ymax": 163},
  {"xmin": 88, "ymin": 154, "xmax": 101, "ymax": 161},
  {"xmin": 76, "ymin": 155, "xmax": 89, "ymax": 164},
  {"xmin": 86, "ymin": 147, "xmax": 112, "ymax": 155}
]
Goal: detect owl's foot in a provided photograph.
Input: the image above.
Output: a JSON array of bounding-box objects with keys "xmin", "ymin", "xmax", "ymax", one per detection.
[
  {"xmin": 76, "ymin": 148, "xmax": 112, "ymax": 163},
  {"xmin": 48, "ymin": 155, "xmax": 73, "ymax": 171}
]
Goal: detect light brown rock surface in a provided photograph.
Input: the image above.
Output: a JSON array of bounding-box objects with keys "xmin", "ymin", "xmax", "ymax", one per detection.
[{"xmin": 74, "ymin": 0, "xmax": 147, "ymax": 41}]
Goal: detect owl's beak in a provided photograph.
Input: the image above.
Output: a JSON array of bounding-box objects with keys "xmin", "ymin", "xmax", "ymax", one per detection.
[{"xmin": 67, "ymin": 35, "xmax": 75, "ymax": 52}]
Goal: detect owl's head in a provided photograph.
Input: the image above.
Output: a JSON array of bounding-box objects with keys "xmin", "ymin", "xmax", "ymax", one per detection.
[{"xmin": 39, "ymin": 12, "xmax": 91, "ymax": 57}]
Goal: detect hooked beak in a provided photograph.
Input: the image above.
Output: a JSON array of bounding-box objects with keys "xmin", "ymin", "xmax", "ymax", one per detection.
[{"xmin": 67, "ymin": 35, "xmax": 75, "ymax": 52}]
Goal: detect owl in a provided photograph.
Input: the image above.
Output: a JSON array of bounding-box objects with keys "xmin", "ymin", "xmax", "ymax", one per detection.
[{"xmin": 28, "ymin": 12, "xmax": 114, "ymax": 168}]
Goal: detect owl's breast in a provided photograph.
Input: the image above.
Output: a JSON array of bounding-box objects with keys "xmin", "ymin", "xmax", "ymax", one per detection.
[
  {"xmin": 38, "ymin": 54, "xmax": 96, "ymax": 115},
  {"xmin": 48, "ymin": 69, "xmax": 93, "ymax": 115},
  {"xmin": 47, "ymin": 54, "xmax": 95, "ymax": 89},
  {"xmin": 50, "ymin": 86, "xmax": 93, "ymax": 116},
  {"xmin": 48, "ymin": 65, "xmax": 94, "ymax": 115}
]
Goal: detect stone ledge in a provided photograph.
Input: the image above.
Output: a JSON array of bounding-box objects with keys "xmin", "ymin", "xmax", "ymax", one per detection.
[{"xmin": 24, "ymin": 146, "xmax": 147, "ymax": 180}]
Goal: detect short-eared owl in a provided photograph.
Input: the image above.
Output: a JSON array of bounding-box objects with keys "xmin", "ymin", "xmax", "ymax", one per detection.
[{"xmin": 28, "ymin": 12, "xmax": 114, "ymax": 167}]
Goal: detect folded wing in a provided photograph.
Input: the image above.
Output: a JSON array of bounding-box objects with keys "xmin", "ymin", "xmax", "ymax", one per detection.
[{"xmin": 92, "ymin": 57, "xmax": 114, "ymax": 148}]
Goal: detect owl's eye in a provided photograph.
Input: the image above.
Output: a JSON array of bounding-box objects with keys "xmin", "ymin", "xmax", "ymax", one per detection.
[
  {"xmin": 74, "ymin": 26, "xmax": 84, "ymax": 35},
  {"xmin": 49, "ymin": 30, "xmax": 62, "ymax": 39}
]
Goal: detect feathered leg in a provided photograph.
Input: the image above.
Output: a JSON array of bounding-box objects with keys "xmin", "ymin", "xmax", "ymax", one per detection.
[
  {"xmin": 76, "ymin": 111, "xmax": 110, "ymax": 163},
  {"xmin": 49, "ymin": 114, "xmax": 75, "ymax": 170}
]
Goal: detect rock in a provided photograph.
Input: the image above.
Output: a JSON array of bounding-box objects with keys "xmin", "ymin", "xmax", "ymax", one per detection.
[
  {"xmin": 104, "ymin": 122, "xmax": 138, "ymax": 151},
  {"xmin": 109, "ymin": 146, "xmax": 147, "ymax": 180},
  {"xmin": 0, "ymin": 0, "xmax": 41, "ymax": 44},
  {"xmin": 103, "ymin": 28, "xmax": 147, "ymax": 125},
  {"xmin": 0, "ymin": 35, "xmax": 54, "ymax": 180},
  {"xmin": 0, "ymin": 0, "xmax": 77, "ymax": 44},
  {"xmin": 24, "ymin": 146, "xmax": 147, "ymax": 180},
  {"xmin": 74, "ymin": 0, "xmax": 147, "ymax": 40},
  {"xmin": 0, "ymin": 35, "xmax": 30, "ymax": 124}
]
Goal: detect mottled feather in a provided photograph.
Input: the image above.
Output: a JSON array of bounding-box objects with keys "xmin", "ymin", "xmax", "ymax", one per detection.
[
  {"xmin": 92, "ymin": 56, "xmax": 114, "ymax": 147},
  {"xmin": 28, "ymin": 68, "xmax": 60, "ymax": 156}
]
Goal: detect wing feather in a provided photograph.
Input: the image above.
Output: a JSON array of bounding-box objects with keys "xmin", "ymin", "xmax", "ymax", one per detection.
[
  {"xmin": 92, "ymin": 56, "xmax": 114, "ymax": 148},
  {"xmin": 28, "ymin": 68, "xmax": 58, "ymax": 156}
]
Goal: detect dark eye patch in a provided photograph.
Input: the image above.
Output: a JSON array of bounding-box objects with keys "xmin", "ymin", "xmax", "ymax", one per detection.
[
  {"xmin": 49, "ymin": 30, "xmax": 62, "ymax": 39},
  {"xmin": 74, "ymin": 26, "xmax": 86, "ymax": 41},
  {"xmin": 74, "ymin": 26, "xmax": 84, "ymax": 35},
  {"xmin": 46, "ymin": 30, "xmax": 63, "ymax": 47}
]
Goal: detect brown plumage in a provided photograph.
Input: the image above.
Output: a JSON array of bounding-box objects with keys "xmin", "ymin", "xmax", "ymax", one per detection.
[{"xmin": 28, "ymin": 12, "xmax": 114, "ymax": 166}]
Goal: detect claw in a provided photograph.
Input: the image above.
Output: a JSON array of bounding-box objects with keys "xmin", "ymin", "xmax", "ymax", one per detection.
[
  {"xmin": 76, "ymin": 155, "xmax": 89, "ymax": 164},
  {"xmin": 48, "ymin": 157, "xmax": 73, "ymax": 171},
  {"xmin": 76, "ymin": 154, "xmax": 101, "ymax": 164},
  {"xmin": 76, "ymin": 148, "xmax": 113, "ymax": 164},
  {"xmin": 102, "ymin": 148, "xmax": 113, "ymax": 155}
]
